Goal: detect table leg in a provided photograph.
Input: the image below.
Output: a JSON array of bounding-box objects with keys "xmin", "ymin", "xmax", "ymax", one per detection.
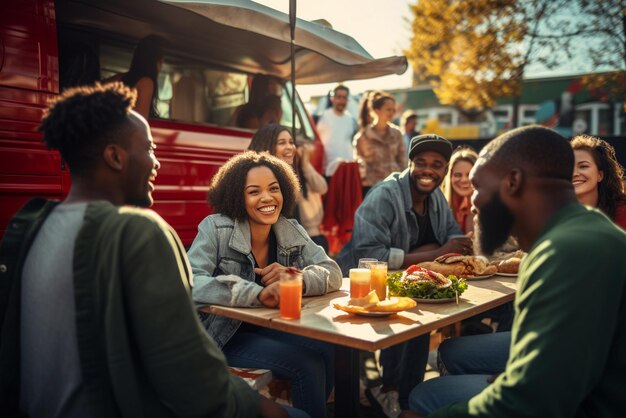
[{"xmin": 334, "ymin": 345, "xmax": 361, "ymax": 418}]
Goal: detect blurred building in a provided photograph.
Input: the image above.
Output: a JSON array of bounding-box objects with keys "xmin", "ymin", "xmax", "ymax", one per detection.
[{"xmin": 384, "ymin": 73, "xmax": 624, "ymax": 140}]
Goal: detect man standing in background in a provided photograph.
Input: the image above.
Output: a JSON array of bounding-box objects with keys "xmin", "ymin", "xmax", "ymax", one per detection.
[{"xmin": 317, "ymin": 85, "xmax": 359, "ymax": 177}]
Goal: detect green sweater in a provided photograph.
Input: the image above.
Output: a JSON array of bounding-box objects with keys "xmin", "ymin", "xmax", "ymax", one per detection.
[
  {"xmin": 431, "ymin": 203, "xmax": 626, "ymax": 418},
  {"xmin": 0, "ymin": 199, "xmax": 259, "ymax": 417}
]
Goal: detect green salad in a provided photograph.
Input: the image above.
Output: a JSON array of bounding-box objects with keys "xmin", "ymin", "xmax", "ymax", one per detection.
[{"xmin": 387, "ymin": 271, "xmax": 468, "ymax": 300}]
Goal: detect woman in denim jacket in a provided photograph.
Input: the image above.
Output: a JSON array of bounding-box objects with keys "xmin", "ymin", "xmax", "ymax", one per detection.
[{"xmin": 188, "ymin": 152, "xmax": 342, "ymax": 418}]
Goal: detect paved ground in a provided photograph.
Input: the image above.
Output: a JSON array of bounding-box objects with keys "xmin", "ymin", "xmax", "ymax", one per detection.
[{"xmin": 325, "ymin": 350, "xmax": 440, "ymax": 418}]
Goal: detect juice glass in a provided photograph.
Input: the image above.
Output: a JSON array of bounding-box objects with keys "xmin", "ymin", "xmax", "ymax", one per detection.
[
  {"xmin": 349, "ymin": 268, "xmax": 371, "ymax": 298},
  {"xmin": 279, "ymin": 270, "xmax": 302, "ymax": 320},
  {"xmin": 370, "ymin": 261, "xmax": 388, "ymax": 300}
]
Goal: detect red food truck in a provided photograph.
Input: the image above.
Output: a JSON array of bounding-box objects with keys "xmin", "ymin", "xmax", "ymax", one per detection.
[{"xmin": 0, "ymin": 0, "xmax": 406, "ymax": 244}]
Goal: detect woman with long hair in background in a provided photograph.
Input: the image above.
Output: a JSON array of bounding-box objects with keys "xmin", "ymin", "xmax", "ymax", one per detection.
[
  {"xmin": 119, "ymin": 35, "xmax": 164, "ymax": 118},
  {"xmin": 441, "ymin": 146, "xmax": 479, "ymax": 233},
  {"xmin": 354, "ymin": 91, "xmax": 407, "ymax": 192},
  {"xmin": 571, "ymin": 134, "xmax": 626, "ymax": 229}
]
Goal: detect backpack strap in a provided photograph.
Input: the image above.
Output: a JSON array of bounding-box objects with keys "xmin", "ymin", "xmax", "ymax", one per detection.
[{"xmin": 0, "ymin": 197, "xmax": 60, "ymax": 413}]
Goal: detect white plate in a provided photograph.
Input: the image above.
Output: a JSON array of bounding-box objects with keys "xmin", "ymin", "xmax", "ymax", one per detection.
[
  {"xmin": 463, "ymin": 274, "xmax": 495, "ymax": 281},
  {"xmin": 496, "ymin": 272, "xmax": 518, "ymax": 277},
  {"xmin": 353, "ymin": 311, "xmax": 396, "ymax": 317},
  {"xmin": 412, "ymin": 297, "xmax": 456, "ymax": 304}
]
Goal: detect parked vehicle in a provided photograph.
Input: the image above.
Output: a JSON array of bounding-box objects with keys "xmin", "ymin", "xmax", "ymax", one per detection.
[{"xmin": 0, "ymin": 0, "xmax": 406, "ymax": 244}]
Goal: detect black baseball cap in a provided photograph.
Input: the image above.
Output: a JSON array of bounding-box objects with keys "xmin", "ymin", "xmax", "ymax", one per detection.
[{"xmin": 408, "ymin": 134, "xmax": 453, "ymax": 161}]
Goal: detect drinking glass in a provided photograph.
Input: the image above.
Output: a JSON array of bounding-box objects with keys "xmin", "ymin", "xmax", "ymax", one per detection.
[
  {"xmin": 349, "ymin": 268, "xmax": 371, "ymax": 298},
  {"xmin": 358, "ymin": 258, "xmax": 378, "ymax": 269},
  {"xmin": 279, "ymin": 270, "xmax": 302, "ymax": 320},
  {"xmin": 370, "ymin": 261, "xmax": 388, "ymax": 300}
]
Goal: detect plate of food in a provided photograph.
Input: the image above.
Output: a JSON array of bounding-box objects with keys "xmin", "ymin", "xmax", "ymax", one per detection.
[
  {"xmin": 418, "ymin": 253, "xmax": 497, "ymax": 278},
  {"xmin": 496, "ymin": 272, "xmax": 518, "ymax": 277},
  {"xmin": 333, "ymin": 291, "xmax": 416, "ymax": 316},
  {"xmin": 387, "ymin": 264, "xmax": 468, "ymax": 303}
]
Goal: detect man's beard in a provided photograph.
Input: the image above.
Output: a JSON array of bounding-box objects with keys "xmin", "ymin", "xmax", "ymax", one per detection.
[{"xmin": 474, "ymin": 192, "xmax": 514, "ymax": 256}]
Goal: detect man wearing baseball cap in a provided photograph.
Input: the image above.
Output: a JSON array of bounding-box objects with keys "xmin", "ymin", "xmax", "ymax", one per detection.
[{"xmin": 337, "ymin": 134, "xmax": 473, "ymax": 417}]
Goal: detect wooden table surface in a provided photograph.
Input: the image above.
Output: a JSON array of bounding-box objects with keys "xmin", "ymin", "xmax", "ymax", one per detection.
[
  {"xmin": 199, "ymin": 274, "xmax": 517, "ymax": 351},
  {"xmin": 199, "ymin": 274, "xmax": 517, "ymax": 417}
]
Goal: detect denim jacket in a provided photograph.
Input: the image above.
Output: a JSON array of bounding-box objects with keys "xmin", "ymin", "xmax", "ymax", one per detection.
[
  {"xmin": 188, "ymin": 214, "xmax": 342, "ymax": 349},
  {"xmin": 337, "ymin": 168, "xmax": 462, "ymax": 274}
]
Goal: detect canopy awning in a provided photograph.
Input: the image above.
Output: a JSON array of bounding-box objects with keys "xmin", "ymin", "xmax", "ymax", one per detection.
[{"xmin": 56, "ymin": 0, "xmax": 407, "ymax": 84}]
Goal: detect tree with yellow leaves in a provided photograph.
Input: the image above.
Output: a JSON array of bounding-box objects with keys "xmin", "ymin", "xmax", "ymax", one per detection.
[
  {"xmin": 405, "ymin": 0, "xmax": 568, "ymax": 122},
  {"xmin": 407, "ymin": 0, "xmax": 626, "ymax": 127}
]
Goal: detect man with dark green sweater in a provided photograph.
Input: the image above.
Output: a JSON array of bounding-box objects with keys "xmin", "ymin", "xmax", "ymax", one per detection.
[
  {"xmin": 402, "ymin": 126, "xmax": 626, "ymax": 418},
  {"xmin": 0, "ymin": 83, "xmax": 302, "ymax": 417}
]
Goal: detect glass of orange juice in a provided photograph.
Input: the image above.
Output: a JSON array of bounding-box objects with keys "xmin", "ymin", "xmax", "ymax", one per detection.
[
  {"xmin": 279, "ymin": 269, "xmax": 303, "ymax": 320},
  {"xmin": 349, "ymin": 268, "xmax": 371, "ymax": 298},
  {"xmin": 370, "ymin": 261, "xmax": 388, "ymax": 300}
]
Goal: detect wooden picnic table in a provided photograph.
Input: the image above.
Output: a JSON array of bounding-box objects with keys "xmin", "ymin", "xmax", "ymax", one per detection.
[{"xmin": 199, "ymin": 274, "xmax": 517, "ymax": 417}]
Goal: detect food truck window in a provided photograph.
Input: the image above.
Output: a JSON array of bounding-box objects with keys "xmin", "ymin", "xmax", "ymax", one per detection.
[{"xmin": 99, "ymin": 42, "xmax": 247, "ymax": 125}]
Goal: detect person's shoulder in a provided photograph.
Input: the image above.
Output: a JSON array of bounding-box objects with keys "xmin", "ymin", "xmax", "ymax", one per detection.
[
  {"xmin": 135, "ymin": 76, "xmax": 154, "ymax": 88},
  {"xmin": 319, "ymin": 107, "xmax": 334, "ymax": 119},
  {"xmin": 198, "ymin": 213, "xmax": 235, "ymax": 229},
  {"xmin": 541, "ymin": 204, "xmax": 625, "ymax": 251},
  {"xmin": 83, "ymin": 203, "xmax": 173, "ymax": 241},
  {"xmin": 212, "ymin": 213, "xmax": 236, "ymax": 225},
  {"xmin": 388, "ymin": 122, "xmax": 402, "ymax": 135},
  {"xmin": 365, "ymin": 173, "xmax": 402, "ymax": 200},
  {"xmin": 115, "ymin": 205, "xmax": 170, "ymax": 231},
  {"xmin": 277, "ymin": 216, "xmax": 310, "ymax": 241}
]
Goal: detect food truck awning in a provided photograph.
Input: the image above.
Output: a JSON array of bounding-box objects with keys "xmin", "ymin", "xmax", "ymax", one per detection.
[{"xmin": 57, "ymin": 0, "xmax": 408, "ymax": 84}]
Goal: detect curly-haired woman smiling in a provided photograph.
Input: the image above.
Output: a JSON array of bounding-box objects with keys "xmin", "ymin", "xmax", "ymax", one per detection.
[
  {"xmin": 188, "ymin": 151, "xmax": 341, "ymax": 418},
  {"xmin": 571, "ymin": 135, "xmax": 626, "ymax": 229}
]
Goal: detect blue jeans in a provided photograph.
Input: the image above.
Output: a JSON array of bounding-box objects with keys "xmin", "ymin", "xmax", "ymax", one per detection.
[
  {"xmin": 223, "ymin": 326, "xmax": 334, "ymax": 418},
  {"xmin": 438, "ymin": 331, "xmax": 510, "ymax": 375},
  {"xmin": 379, "ymin": 334, "xmax": 430, "ymax": 409},
  {"xmin": 408, "ymin": 332, "xmax": 511, "ymax": 415}
]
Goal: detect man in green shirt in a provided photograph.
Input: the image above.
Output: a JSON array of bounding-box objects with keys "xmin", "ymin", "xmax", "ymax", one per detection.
[{"xmin": 402, "ymin": 125, "xmax": 626, "ymax": 418}]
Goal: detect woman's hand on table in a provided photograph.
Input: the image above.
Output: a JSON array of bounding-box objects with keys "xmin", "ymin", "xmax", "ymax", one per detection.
[
  {"xmin": 255, "ymin": 262, "xmax": 287, "ymax": 286},
  {"xmin": 258, "ymin": 282, "xmax": 280, "ymax": 308}
]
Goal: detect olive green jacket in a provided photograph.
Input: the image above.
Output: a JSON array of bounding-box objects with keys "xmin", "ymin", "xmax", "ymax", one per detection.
[{"xmin": 0, "ymin": 199, "xmax": 259, "ymax": 417}]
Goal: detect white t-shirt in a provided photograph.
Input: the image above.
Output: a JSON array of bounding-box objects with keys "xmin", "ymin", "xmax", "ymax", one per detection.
[{"xmin": 316, "ymin": 108, "xmax": 358, "ymax": 176}]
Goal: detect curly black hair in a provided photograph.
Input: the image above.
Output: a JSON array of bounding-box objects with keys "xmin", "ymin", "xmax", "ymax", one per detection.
[
  {"xmin": 38, "ymin": 82, "xmax": 137, "ymax": 176},
  {"xmin": 208, "ymin": 151, "xmax": 300, "ymax": 221},
  {"xmin": 571, "ymin": 135, "xmax": 626, "ymax": 220}
]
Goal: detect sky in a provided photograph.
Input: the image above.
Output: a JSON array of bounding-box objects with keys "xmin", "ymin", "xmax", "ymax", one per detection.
[
  {"xmin": 254, "ymin": 0, "xmax": 595, "ymax": 103},
  {"xmin": 254, "ymin": 0, "xmax": 415, "ymax": 101}
]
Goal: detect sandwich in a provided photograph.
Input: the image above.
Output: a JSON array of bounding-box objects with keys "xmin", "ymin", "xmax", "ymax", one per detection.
[
  {"xmin": 418, "ymin": 253, "xmax": 497, "ymax": 277},
  {"xmin": 488, "ymin": 250, "xmax": 526, "ymax": 274}
]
